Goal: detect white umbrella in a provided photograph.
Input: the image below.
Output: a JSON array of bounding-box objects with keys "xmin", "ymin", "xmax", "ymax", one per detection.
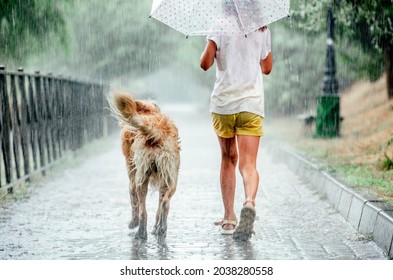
[{"xmin": 150, "ymin": 0, "xmax": 290, "ymax": 36}]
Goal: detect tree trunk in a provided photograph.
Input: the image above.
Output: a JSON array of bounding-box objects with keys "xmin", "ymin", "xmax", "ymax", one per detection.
[{"xmin": 386, "ymin": 44, "xmax": 393, "ymax": 99}]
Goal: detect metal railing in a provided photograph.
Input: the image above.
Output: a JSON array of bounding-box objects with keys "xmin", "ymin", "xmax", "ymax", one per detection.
[{"xmin": 0, "ymin": 65, "xmax": 115, "ymax": 192}]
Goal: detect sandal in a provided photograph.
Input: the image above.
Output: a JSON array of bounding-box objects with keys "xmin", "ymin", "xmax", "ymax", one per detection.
[
  {"xmin": 243, "ymin": 199, "xmax": 255, "ymax": 208},
  {"xmin": 214, "ymin": 219, "xmax": 224, "ymax": 226},
  {"xmin": 214, "ymin": 219, "xmax": 237, "ymax": 235},
  {"xmin": 233, "ymin": 201, "xmax": 256, "ymax": 241},
  {"xmin": 220, "ymin": 219, "xmax": 237, "ymax": 235}
]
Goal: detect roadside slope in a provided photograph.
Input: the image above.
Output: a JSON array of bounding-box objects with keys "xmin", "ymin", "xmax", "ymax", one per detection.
[{"xmin": 267, "ymin": 75, "xmax": 393, "ymax": 203}]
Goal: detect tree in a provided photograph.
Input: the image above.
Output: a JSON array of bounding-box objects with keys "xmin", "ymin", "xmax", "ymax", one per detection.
[
  {"xmin": 0, "ymin": 0, "xmax": 71, "ymax": 64},
  {"xmin": 341, "ymin": 0, "xmax": 393, "ymax": 99},
  {"xmin": 293, "ymin": 0, "xmax": 393, "ymax": 99},
  {"xmin": 28, "ymin": 0, "xmax": 179, "ymax": 81},
  {"xmin": 67, "ymin": 0, "xmax": 171, "ymax": 79}
]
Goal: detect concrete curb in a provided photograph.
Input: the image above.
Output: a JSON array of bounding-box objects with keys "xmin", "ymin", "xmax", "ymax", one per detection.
[{"xmin": 270, "ymin": 143, "xmax": 393, "ymax": 258}]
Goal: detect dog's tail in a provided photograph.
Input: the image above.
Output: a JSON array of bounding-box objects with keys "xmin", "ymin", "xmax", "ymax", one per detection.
[
  {"xmin": 110, "ymin": 91, "xmax": 138, "ymax": 122},
  {"xmin": 109, "ymin": 91, "xmax": 162, "ymax": 145}
]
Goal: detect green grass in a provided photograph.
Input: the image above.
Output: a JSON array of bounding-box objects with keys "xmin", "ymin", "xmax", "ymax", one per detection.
[
  {"xmin": 329, "ymin": 164, "xmax": 393, "ymax": 204},
  {"xmin": 336, "ymin": 165, "xmax": 392, "ymax": 189},
  {"xmin": 290, "ymin": 140, "xmax": 393, "ymax": 205}
]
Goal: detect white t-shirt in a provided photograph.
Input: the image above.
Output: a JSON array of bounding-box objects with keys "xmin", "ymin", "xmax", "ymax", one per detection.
[{"xmin": 207, "ymin": 28, "xmax": 271, "ymax": 117}]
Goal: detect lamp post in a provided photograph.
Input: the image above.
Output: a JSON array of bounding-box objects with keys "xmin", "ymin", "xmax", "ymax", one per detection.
[{"xmin": 316, "ymin": 7, "xmax": 340, "ymax": 137}]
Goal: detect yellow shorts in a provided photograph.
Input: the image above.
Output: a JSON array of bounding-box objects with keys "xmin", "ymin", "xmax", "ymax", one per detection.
[{"xmin": 211, "ymin": 112, "xmax": 264, "ymax": 138}]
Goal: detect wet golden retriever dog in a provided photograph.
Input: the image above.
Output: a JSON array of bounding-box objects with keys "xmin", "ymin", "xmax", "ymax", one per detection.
[{"xmin": 110, "ymin": 92, "xmax": 180, "ymax": 241}]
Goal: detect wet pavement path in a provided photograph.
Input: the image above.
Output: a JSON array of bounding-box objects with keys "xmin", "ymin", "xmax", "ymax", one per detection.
[{"xmin": 0, "ymin": 106, "xmax": 388, "ymax": 260}]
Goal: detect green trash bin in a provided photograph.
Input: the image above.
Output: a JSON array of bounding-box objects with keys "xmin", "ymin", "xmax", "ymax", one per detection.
[{"xmin": 316, "ymin": 95, "xmax": 340, "ymax": 138}]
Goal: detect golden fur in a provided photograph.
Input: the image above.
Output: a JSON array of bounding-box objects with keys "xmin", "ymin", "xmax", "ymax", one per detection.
[{"xmin": 110, "ymin": 92, "xmax": 180, "ymax": 241}]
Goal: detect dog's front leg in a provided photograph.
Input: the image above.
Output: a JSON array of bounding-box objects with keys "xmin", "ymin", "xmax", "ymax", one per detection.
[{"xmin": 135, "ymin": 177, "xmax": 149, "ymax": 240}]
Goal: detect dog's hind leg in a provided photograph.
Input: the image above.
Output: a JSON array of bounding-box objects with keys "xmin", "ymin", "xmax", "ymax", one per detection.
[
  {"xmin": 154, "ymin": 156, "xmax": 180, "ymax": 242},
  {"xmin": 152, "ymin": 187, "xmax": 166, "ymax": 235},
  {"xmin": 129, "ymin": 184, "xmax": 139, "ymax": 229},
  {"xmin": 155, "ymin": 180, "xmax": 177, "ymax": 242},
  {"xmin": 135, "ymin": 176, "xmax": 149, "ymax": 240},
  {"xmin": 128, "ymin": 168, "xmax": 139, "ymax": 229}
]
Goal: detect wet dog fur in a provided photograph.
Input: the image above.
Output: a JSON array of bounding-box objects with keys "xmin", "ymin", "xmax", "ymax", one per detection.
[{"xmin": 110, "ymin": 92, "xmax": 180, "ymax": 241}]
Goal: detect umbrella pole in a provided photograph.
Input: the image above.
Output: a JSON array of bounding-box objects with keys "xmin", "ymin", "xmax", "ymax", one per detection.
[{"xmin": 232, "ymin": 0, "xmax": 247, "ymax": 36}]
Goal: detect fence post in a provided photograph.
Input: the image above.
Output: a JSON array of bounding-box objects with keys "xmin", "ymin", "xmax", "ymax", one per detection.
[
  {"xmin": 0, "ymin": 65, "xmax": 13, "ymax": 190},
  {"xmin": 10, "ymin": 72, "xmax": 21, "ymax": 181},
  {"xmin": 41, "ymin": 73, "xmax": 52, "ymax": 163},
  {"xmin": 69, "ymin": 80, "xmax": 76, "ymax": 150},
  {"xmin": 34, "ymin": 71, "xmax": 46, "ymax": 175},
  {"xmin": 47, "ymin": 73, "xmax": 56, "ymax": 161},
  {"xmin": 52, "ymin": 77, "xmax": 63, "ymax": 158},
  {"xmin": 1, "ymin": 66, "xmax": 111, "ymax": 190},
  {"xmin": 18, "ymin": 68, "xmax": 31, "ymax": 181},
  {"xmin": 28, "ymin": 75, "xmax": 38, "ymax": 171},
  {"xmin": 75, "ymin": 82, "xmax": 84, "ymax": 150},
  {"xmin": 62, "ymin": 79, "xmax": 71, "ymax": 150},
  {"xmin": 0, "ymin": 66, "xmax": 2, "ymax": 187}
]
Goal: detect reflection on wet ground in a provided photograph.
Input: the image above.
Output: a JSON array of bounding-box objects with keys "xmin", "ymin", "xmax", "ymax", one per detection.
[
  {"xmin": 128, "ymin": 233, "xmax": 256, "ymax": 260},
  {"xmin": 0, "ymin": 106, "xmax": 388, "ymax": 260}
]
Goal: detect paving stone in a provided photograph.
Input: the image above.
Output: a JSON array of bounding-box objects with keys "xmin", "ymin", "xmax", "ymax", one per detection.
[
  {"xmin": 0, "ymin": 107, "xmax": 387, "ymax": 260},
  {"xmin": 279, "ymin": 144, "xmax": 393, "ymax": 258}
]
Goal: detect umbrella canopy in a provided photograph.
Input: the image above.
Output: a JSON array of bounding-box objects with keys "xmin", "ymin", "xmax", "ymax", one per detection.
[{"xmin": 150, "ymin": 0, "xmax": 290, "ymax": 36}]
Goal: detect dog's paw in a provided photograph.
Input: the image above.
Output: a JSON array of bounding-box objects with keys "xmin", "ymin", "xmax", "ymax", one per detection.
[
  {"xmin": 134, "ymin": 228, "xmax": 148, "ymax": 240},
  {"xmin": 129, "ymin": 218, "xmax": 139, "ymax": 229},
  {"xmin": 154, "ymin": 225, "xmax": 167, "ymax": 244},
  {"xmin": 156, "ymin": 227, "xmax": 167, "ymax": 239},
  {"xmin": 157, "ymin": 234, "xmax": 166, "ymax": 244},
  {"xmin": 151, "ymin": 226, "xmax": 158, "ymax": 235}
]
